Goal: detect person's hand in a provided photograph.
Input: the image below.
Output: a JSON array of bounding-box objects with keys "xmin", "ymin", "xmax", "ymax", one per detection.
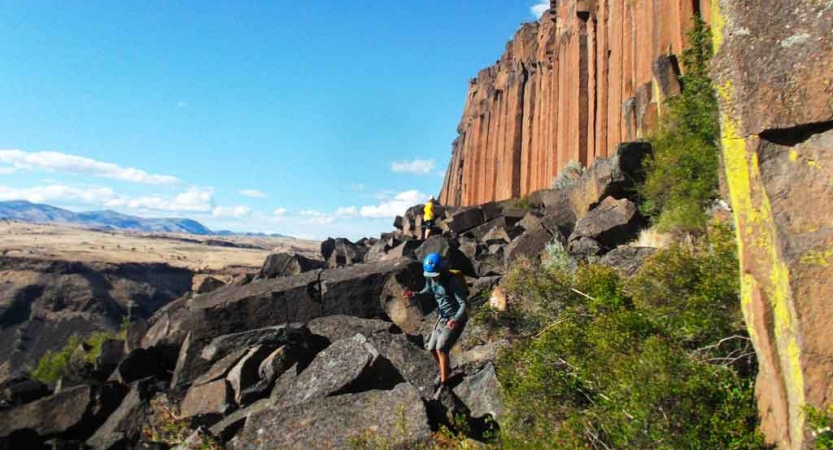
[{"xmin": 446, "ymin": 319, "xmax": 458, "ymax": 330}]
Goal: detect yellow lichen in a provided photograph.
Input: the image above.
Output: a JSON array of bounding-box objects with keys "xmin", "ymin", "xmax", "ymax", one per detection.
[
  {"xmin": 713, "ymin": 29, "xmax": 807, "ymax": 446},
  {"xmin": 789, "ymin": 150, "xmax": 799, "ymax": 162},
  {"xmin": 799, "ymin": 249, "xmax": 832, "ymax": 267}
]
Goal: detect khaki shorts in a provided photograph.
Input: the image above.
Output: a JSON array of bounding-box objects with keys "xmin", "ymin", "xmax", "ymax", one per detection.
[{"xmin": 427, "ymin": 316, "xmax": 467, "ymax": 353}]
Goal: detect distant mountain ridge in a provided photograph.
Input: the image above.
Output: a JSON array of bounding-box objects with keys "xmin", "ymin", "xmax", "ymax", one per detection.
[{"xmin": 0, "ymin": 200, "xmax": 287, "ymax": 237}]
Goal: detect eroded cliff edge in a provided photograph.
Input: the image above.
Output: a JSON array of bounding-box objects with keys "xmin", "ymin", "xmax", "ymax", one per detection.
[{"xmin": 440, "ymin": 0, "xmax": 712, "ymax": 207}]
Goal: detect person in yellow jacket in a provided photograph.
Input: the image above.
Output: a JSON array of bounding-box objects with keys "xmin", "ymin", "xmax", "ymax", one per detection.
[{"xmin": 423, "ymin": 197, "xmax": 435, "ymax": 239}]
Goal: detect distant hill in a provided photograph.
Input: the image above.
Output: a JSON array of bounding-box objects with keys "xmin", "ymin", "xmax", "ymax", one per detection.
[{"xmin": 0, "ymin": 200, "xmax": 283, "ymax": 236}]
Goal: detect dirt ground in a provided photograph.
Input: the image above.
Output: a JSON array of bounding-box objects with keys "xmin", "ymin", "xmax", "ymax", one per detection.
[{"xmin": 0, "ymin": 221, "xmax": 321, "ymax": 272}]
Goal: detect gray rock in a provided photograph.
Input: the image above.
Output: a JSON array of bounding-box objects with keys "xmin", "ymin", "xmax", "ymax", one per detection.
[
  {"xmin": 366, "ymin": 332, "xmax": 437, "ymax": 397},
  {"xmin": 208, "ymin": 398, "xmax": 274, "ymax": 443},
  {"xmin": 599, "ymin": 246, "xmax": 658, "ymax": 277},
  {"xmin": 384, "ymin": 240, "xmax": 422, "ymax": 260},
  {"xmin": 192, "ymin": 348, "xmax": 249, "ymax": 387},
  {"xmin": 86, "ymin": 379, "xmax": 156, "ymax": 450},
  {"xmin": 448, "ymin": 207, "xmax": 485, "ymax": 234},
  {"xmin": 319, "ymin": 258, "xmax": 424, "ymax": 318},
  {"xmin": 505, "ymin": 223, "xmax": 555, "ymax": 264},
  {"xmin": 232, "ymin": 383, "xmax": 431, "ymax": 450},
  {"xmin": 226, "ymin": 345, "xmax": 277, "ymax": 405},
  {"xmin": 195, "ymin": 276, "xmax": 225, "ymax": 294},
  {"xmin": 0, "ymin": 376, "xmax": 50, "ymax": 407},
  {"xmin": 113, "ymin": 348, "xmax": 168, "ymax": 385},
  {"xmin": 0, "ymin": 384, "xmax": 126, "ymax": 441},
  {"xmin": 256, "ymin": 253, "xmax": 324, "ymax": 279},
  {"xmin": 518, "ymin": 212, "xmax": 543, "ymax": 231},
  {"xmin": 257, "ymin": 346, "xmax": 294, "ymax": 384},
  {"xmin": 276, "ymin": 334, "xmax": 401, "ymax": 408},
  {"xmin": 178, "ymin": 378, "xmax": 232, "ymax": 421},
  {"xmin": 307, "ymin": 315, "xmax": 397, "ymax": 342},
  {"xmin": 321, "ymin": 238, "xmax": 365, "ymax": 268},
  {"xmin": 568, "ymin": 197, "xmax": 643, "ymax": 252},
  {"xmin": 568, "ymin": 236, "xmax": 603, "ymax": 257},
  {"xmin": 570, "ymin": 142, "xmax": 652, "ymax": 219},
  {"xmin": 453, "ymin": 363, "xmax": 505, "ymax": 421}
]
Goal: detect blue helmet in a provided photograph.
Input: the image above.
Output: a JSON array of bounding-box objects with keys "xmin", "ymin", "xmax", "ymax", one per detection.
[{"xmin": 422, "ymin": 253, "xmax": 444, "ymax": 278}]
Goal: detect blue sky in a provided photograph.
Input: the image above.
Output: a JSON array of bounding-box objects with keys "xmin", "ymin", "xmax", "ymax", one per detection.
[{"xmin": 0, "ymin": 1, "xmax": 549, "ymax": 240}]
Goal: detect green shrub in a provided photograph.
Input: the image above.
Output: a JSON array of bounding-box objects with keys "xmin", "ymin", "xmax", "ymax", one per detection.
[
  {"xmin": 640, "ymin": 16, "xmax": 720, "ymax": 233},
  {"xmin": 30, "ymin": 335, "xmax": 81, "ymax": 383},
  {"xmin": 806, "ymin": 405, "xmax": 833, "ymax": 450},
  {"xmin": 494, "ymin": 225, "xmax": 767, "ymax": 449}
]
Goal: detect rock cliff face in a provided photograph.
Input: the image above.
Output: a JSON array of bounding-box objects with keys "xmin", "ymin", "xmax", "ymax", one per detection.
[
  {"xmin": 710, "ymin": 1, "xmax": 832, "ymax": 449},
  {"xmin": 440, "ymin": 0, "xmax": 711, "ymax": 206}
]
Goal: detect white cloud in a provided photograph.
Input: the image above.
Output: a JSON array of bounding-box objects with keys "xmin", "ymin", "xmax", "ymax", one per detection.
[
  {"xmin": 126, "ymin": 189, "xmax": 214, "ymax": 213},
  {"xmin": 359, "ymin": 190, "xmax": 429, "ymax": 218},
  {"xmin": 531, "ymin": 0, "xmax": 549, "ymax": 18},
  {"xmin": 334, "ymin": 206, "xmax": 358, "ymax": 217},
  {"xmin": 0, "ymin": 184, "xmax": 119, "ymax": 205},
  {"xmin": 237, "ymin": 189, "xmax": 267, "ymax": 199},
  {"xmin": 0, "ymin": 167, "xmax": 16, "ymax": 175},
  {"xmin": 390, "ymin": 159, "xmax": 436, "ymax": 175},
  {"xmin": 212, "ymin": 205, "xmax": 252, "ymax": 218},
  {"xmin": 273, "ymin": 207, "xmax": 287, "ymax": 216},
  {"xmin": 0, "ymin": 149, "xmax": 180, "ymax": 185},
  {"xmin": 299, "ymin": 209, "xmax": 335, "ymax": 225}
]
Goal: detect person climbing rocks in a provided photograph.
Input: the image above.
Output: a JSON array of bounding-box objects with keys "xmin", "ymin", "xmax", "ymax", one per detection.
[
  {"xmin": 404, "ymin": 252, "xmax": 467, "ymax": 399},
  {"xmin": 423, "ymin": 197, "xmax": 435, "ymax": 239}
]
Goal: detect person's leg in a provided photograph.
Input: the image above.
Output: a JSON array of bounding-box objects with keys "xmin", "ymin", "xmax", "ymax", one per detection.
[{"xmin": 438, "ymin": 351, "xmax": 451, "ymax": 383}]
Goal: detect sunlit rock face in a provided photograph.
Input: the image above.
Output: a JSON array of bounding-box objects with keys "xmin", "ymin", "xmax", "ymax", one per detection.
[{"xmin": 440, "ymin": 0, "xmax": 709, "ymax": 207}]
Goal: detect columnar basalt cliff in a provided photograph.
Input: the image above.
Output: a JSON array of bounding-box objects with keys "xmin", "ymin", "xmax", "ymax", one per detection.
[
  {"xmin": 710, "ymin": 1, "xmax": 832, "ymax": 448},
  {"xmin": 439, "ymin": 0, "xmax": 712, "ymax": 207}
]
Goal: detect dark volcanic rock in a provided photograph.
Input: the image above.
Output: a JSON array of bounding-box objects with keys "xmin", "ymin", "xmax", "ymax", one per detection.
[
  {"xmin": 86, "ymin": 379, "xmax": 157, "ymax": 450},
  {"xmin": 0, "ymin": 384, "xmax": 126, "ymax": 442},
  {"xmin": 178, "ymin": 378, "xmax": 232, "ymax": 421},
  {"xmin": 0, "ymin": 376, "xmax": 50, "ymax": 408},
  {"xmin": 599, "ymin": 246, "xmax": 658, "ymax": 277},
  {"xmin": 172, "ymin": 324, "xmax": 311, "ymax": 389},
  {"xmin": 307, "ymin": 315, "xmax": 397, "ymax": 343},
  {"xmin": 568, "ymin": 197, "xmax": 642, "ymax": 253},
  {"xmin": 257, "ymin": 346, "xmax": 295, "ymax": 384},
  {"xmin": 208, "ymin": 397, "xmax": 273, "ymax": 443},
  {"xmin": 114, "ymin": 348, "xmax": 168, "ymax": 384},
  {"xmin": 226, "ymin": 345, "xmax": 276, "ymax": 405},
  {"xmin": 191, "ymin": 348, "xmax": 248, "ymax": 387},
  {"xmin": 321, "ymin": 238, "xmax": 365, "ymax": 268},
  {"xmin": 256, "ymin": 253, "xmax": 324, "ymax": 279},
  {"xmin": 366, "ymin": 332, "xmax": 436, "ymax": 398},
  {"xmin": 448, "ymin": 207, "xmax": 485, "ymax": 234},
  {"xmin": 504, "ymin": 223, "xmax": 555, "ymax": 264},
  {"xmin": 194, "ymin": 276, "xmax": 225, "ymax": 294},
  {"xmin": 453, "ymin": 363, "xmax": 504, "ymax": 421},
  {"xmin": 276, "ymin": 334, "xmax": 401, "ymax": 408},
  {"xmin": 232, "ymin": 383, "xmax": 431, "ymax": 450},
  {"xmin": 384, "ymin": 240, "xmax": 422, "ymax": 261},
  {"xmin": 569, "ymin": 142, "xmax": 652, "ymax": 219}
]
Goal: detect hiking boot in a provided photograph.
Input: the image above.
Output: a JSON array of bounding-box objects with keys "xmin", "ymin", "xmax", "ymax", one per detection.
[{"xmin": 431, "ymin": 383, "xmax": 446, "ymax": 401}]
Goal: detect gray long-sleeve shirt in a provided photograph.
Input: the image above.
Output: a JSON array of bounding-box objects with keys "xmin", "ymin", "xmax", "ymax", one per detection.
[{"xmin": 418, "ymin": 273, "xmax": 467, "ymax": 321}]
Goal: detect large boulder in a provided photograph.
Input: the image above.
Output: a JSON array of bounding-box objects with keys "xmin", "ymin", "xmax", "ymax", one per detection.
[
  {"xmin": 172, "ymin": 324, "xmax": 311, "ymax": 389},
  {"xmin": 307, "ymin": 315, "xmax": 398, "ymax": 343},
  {"xmin": 256, "ymin": 253, "xmax": 325, "ymax": 279},
  {"xmin": 569, "ymin": 142, "xmax": 652, "ymax": 219},
  {"xmin": 178, "ymin": 378, "xmax": 232, "ymax": 422},
  {"xmin": 568, "ymin": 197, "xmax": 643, "ymax": 254},
  {"xmin": 453, "ymin": 363, "xmax": 504, "ymax": 421},
  {"xmin": 0, "ymin": 376, "xmax": 50, "ymax": 408},
  {"xmin": 365, "ymin": 332, "xmax": 437, "ymax": 398},
  {"xmin": 194, "ymin": 276, "xmax": 225, "ymax": 294},
  {"xmin": 321, "ymin": 238, "xmax": 365, "ymax": 268},
  {"xmin": 448, "ymin": 207, "xmax": 486, "ymax": 234},
  {"xmin": 384, "ymin": 240, "xmax": 422, "ymax": 261},
  {"xmin": 231, "ymin": 383, "xmax": 432, "ymax": 450},
  {"xmin": 504, "ymin": 223, "xmax": 555, "ymax": 265},
  {"xmin": 113, "ymin": 347, "xmax": 169, "ymax": 384},
  {"xmin": 599, "ymin": 246, "xmax": 658, "ymax": 277},
  {"xmin": 0, "ymin": 384, "xmax": 126, "ymax": 443},
  {"xmin": 226, "ymin": 345, "xmax": 278, "ymax": 406},
  {"xmin": 276, "ymin": 334, "xmax": 401, "ymax": 408},
  {"xmin": 86, "ymin": 379, "xmax": 157, "ymax": 450}
]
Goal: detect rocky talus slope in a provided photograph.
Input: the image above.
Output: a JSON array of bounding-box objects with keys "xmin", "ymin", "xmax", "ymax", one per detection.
[
  {"xmin": 0, "ymin": 145, "xmax": 658, "ymax": 449},
  {"xmin": 440, "ymin": 0, "xmax": 711, "ymax": 206},
  {"xmin": 710, "ymin": 1, "xmax": 832, "ymax": 448}
]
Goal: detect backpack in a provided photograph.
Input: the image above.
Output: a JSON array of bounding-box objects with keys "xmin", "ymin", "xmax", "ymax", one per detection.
[{"xmin": 434, "ymin": 269, "xmax": 470, "ymax": 297}]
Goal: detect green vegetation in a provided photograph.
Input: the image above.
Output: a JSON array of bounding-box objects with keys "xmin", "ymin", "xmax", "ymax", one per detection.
[
  {"xmin": 640, "ymin": 16, "xmax": 720, "ymax": 233},
  {"xmin": 30, "ymin": 327, "xmax": 126, "ymax": 383},
  {"xmin": 806, "ymin": 405, "xmax": 833, "ymax": 450},
  {"xmin": 489, "ymin": 223, "xmax": 766, "ymax": 449},
  {"xmin": 143, "ymin": 399, "xmax": 225, "ymax": 450}
]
